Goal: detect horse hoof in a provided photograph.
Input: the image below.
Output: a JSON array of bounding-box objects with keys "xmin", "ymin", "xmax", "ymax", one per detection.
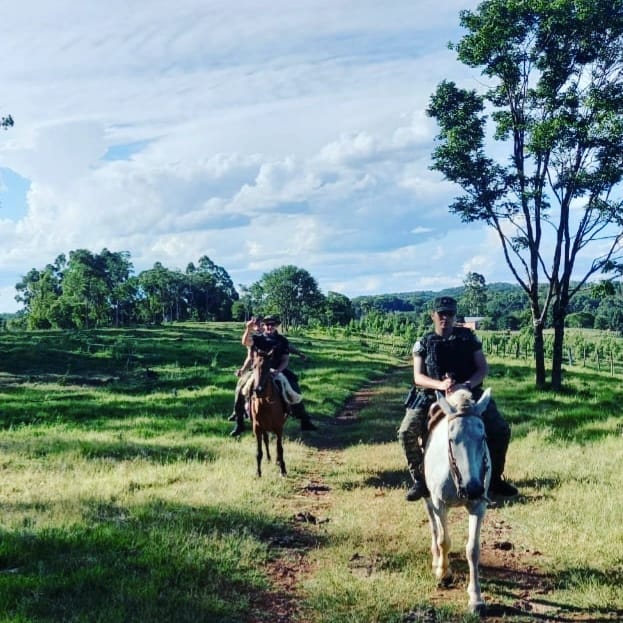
[
  {"xmin": 437, "ymin": 575, "xmax": 453, "ymax": 588},
  {"xmin": 470, "ymin": 602, "xmax": 486, "ymax": 616}
]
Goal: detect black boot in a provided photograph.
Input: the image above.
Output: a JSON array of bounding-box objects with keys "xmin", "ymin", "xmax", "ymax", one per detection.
[
  {"xmin": 489, "ymin": 476, "xmax": 518, "ymax": 497},
  {"xmin": 488, "ymin": 439, "xmax": 518, "ymax": 497},
  {"xmin": 230, "ymin": 415, "xmax": 245, "ymax": 437},
  {"xmin": 406, "ymin": 468, "xmax": 429, "ymax": 501},
  {"xmin": 301, "ymin": 418, "xmax": 317, "ymax": 431},
  {"xmin": 406, "ymin": 479, "xmax": 429, "ymax": 501},
  {"xmin": 229, "ymin": 390, "xmax": 246, "ymax": 421},
  {"xmin": 292, "ymin": 402, "xmax": 317, "ymax": 431}
]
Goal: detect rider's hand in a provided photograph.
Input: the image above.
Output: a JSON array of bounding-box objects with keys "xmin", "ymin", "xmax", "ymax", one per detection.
[{"xmin": 439, "ymin": 376, "xmax": 455, "ymax": 393}]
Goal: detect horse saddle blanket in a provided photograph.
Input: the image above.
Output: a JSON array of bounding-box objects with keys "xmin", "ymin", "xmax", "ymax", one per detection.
[
  {"xmin": 427, "ymin": 401, "xmax": 445, "ymax": 433},
  {"xmin": 274, "ymin": 373, "xmax": 302, "ymax": 405},
  {"xmin": 242, "ymin": 372, "xmax": 302, "ymax": 405}
]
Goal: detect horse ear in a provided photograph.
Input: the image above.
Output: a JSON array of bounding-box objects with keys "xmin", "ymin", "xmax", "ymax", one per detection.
[
  {"xmin": 436, "ymin": 391, "xmax": 456, "ymax": 417},
  {"xmin": 475, "ymin": 388, "xmax": 491, "ymax": 415}
]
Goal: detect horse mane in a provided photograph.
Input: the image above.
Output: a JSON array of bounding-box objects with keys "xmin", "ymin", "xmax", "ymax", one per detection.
[{"xmin": 445, "ymin": 388, "xmax": 476, "ymax": 415}]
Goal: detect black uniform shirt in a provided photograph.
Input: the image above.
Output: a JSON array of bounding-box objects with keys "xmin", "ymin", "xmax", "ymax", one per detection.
[{"xmin": 252, "ymin": 332, "xmax": 290, "ymax": 369}]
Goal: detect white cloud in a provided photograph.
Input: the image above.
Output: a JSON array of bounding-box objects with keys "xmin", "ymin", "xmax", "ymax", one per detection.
[{"xmin": 0, "ymin": 0, "xmax": 531, "ymax": 313}]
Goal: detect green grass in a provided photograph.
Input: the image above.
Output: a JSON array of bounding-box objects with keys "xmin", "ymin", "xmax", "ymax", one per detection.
[{"xmin": 0, "ymin": 323, "xmax": 621, "ymax": 622}]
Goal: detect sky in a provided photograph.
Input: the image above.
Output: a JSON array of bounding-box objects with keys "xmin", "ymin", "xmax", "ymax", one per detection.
[{"xmin": 0, "ymin": 0, "xmax": 520, "ymax": 314}]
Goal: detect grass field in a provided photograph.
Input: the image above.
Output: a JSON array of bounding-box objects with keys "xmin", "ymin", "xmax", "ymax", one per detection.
[{"xmin": 0, "ymin": 322, "xmax": 621, "ymax": 622}]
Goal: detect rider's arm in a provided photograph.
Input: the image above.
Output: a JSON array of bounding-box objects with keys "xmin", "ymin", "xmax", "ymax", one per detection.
[
  {"xmin": 463, "ymin": 350, "xmax": 488, "ymax": 389},
  {"xmin": 289, "ymin": 343, "xmax": 307, "ymax": 361},
  {"xmin": 272, "ymin": 353, "xmax": 290, "ymax": 374},
  {"xmin": 241, "ymin": 317, "xmax": 257, "ymax": 347},
  {"xmin": 413, "ymin": 354, "xmax": 454, "ymax": 393}
]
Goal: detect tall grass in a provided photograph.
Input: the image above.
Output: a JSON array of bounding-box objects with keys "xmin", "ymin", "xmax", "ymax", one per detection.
[{"xmin": 0, "ymin": 324, "xmax": 621, "ymax": 622}]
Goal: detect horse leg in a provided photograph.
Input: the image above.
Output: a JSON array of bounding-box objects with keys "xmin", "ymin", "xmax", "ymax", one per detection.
[
  {"xmin": 263, "ymin": 431, "xmax": 271, "ymax": 462},
  {"xmin": 424, "ymin": 499, "xmax": 452, "ymax": 585},
  {"xmin": 275, "ymin": 431, "xmax": 287, "ymax": 476},
  {"xmin": 255, "ymin": 431, "xmax": 263, "ymax": 478},
  {"xmin": 466, "ymin": 507, "xmax": 486, "ymax": 614}
]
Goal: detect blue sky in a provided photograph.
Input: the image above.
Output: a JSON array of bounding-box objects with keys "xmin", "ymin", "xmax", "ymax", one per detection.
[{"xmin": 0, "ymin": 0, "xmax": 522, "ymax": 313}]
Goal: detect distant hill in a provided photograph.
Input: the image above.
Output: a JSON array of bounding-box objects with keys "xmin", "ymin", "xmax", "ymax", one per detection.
[{"xmin": 351, "ymin": 282, "xmax": 523, "ymax": 314}]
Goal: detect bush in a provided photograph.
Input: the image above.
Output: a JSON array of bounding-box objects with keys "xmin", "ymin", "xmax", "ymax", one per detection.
[{"xmin": 565, "ymin": 311, "xmax": 594, "ymax": 328}]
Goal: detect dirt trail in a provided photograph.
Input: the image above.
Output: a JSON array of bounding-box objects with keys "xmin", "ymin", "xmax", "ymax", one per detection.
[{"xmin": 248, "ymin": 379, "xmax": 609, "ymax": 623}]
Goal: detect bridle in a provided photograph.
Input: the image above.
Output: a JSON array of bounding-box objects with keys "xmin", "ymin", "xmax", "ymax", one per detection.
[{"xmin": 446, "ymin": 412, "xmax": 489, "ymax": 500}]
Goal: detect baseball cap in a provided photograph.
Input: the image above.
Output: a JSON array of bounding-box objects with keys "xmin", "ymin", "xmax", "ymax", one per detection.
[{"xmin": 432, "ymin": 296, "xmax": 457, "ymax": 314}]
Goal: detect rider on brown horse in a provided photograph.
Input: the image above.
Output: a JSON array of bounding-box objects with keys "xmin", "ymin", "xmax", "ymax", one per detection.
[{"xmin": 230, "ymin": 315, "xmax": 317, "ymax": 436}]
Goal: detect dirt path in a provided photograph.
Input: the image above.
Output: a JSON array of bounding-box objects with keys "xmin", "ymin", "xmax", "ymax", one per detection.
[{"xmin": 247, "ymin": 379, "xmax": 608, "ymax": 623}]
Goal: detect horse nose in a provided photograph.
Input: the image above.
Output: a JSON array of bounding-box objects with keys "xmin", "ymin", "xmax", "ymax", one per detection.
[{"xmin": 465, "ymin": 482, "xmax": 485, "ymax": 500}]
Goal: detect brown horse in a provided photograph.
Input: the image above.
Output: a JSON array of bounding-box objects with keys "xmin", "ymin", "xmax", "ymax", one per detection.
[{"xmin": 249, "ymin": 346, "xmax": 288, "ymax": 477}]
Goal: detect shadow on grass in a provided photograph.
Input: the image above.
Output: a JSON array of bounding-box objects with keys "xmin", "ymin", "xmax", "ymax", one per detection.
[
  {"xmin": 0, "ymin": 499, "xmax": 323, "ymax": 623},
  {"xmin": 489, "ymin": 361, "xmax": 622, "ymax": 442},
  {"xmin": 478, "ymin": 560, "xmax": 623, "ymax": 622}
]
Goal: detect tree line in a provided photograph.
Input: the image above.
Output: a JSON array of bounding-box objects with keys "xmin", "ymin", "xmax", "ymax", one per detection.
[
  {"xmin": 10, "ymin": 251, "xmax": 356, "ymax": 331},
  {"xmin": 10, "ymin": 249, "xmax": 623, "ymax": 337},
  {"xmin": 13, "ymin": 250, "xmax": 238, "ymax": 329},
  {"xmin": 351, "ymin": 275, "xmax": 623, "ymax": 335}
]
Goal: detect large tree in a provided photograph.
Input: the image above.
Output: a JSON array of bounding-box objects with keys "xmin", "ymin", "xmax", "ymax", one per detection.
[
  {"xmin": 427, "ymin": 0, "xmax": 623, "ymax": 389},
  {"xmin": 323, "ymin": 291, "xmax": 355, "ymax": 326},
  {"xmin": 461, "ymin": 272, "xmax": 488, "ymax": 316},
  {"xmin": 249, "ymin": 265, "xmax": 324, "ymax": 329},
  {"xmin": 137, "ymin": 262, "xmax": 182, "ymax": 324}
]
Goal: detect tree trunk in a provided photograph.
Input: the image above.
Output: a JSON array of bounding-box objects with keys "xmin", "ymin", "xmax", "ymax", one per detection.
[
  {"xmin": 551, "ymin": 311, "xmax": 565, "ymax": 391},
  {"xmin": 533, "ymin": 323, "xmax": 546, "ymax": 389}
]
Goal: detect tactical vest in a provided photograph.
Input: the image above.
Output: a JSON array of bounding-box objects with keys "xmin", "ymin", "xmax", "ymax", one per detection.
[{"xmin": 421, "ymin": 327, "xmax": 479, "ymax": 384}]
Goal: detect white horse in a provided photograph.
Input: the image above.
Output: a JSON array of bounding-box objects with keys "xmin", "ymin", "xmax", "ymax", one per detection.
[{"xmin": 423, "ymin": 388, "xmax": 492, "ymax": 614}]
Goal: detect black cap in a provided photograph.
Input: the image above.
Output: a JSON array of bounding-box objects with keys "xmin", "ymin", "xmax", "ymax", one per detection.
[
  {"xmin": 432, "ymin": 296, "xmax": 457, "ymax": 313},
  {"xmin": 262, "ymin": 315, "xmax": 281, "ymax": 325}
]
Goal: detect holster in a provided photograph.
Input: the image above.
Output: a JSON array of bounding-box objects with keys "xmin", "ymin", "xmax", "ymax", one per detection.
[
  {"xmin": 404, "ymin": 386, "xmax": 417, "ymax": 408},
  {"xmin": 404, "ymin": 387, "xmax": 429, "ymax": 409}
]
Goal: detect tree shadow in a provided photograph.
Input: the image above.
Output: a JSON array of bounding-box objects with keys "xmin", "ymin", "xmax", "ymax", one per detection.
[{"xmin": 0, "ymin": 498, "xmax": 324, "ymax": 623}]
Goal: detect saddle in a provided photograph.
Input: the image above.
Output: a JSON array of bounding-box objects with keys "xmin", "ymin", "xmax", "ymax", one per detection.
[{"xmin": 427, "ymin": 388, "xmax": 475, "ymax": 432}]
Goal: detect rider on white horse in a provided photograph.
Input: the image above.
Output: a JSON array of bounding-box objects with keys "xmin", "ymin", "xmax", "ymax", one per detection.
[{"xmin": 398, "ymin": 296, "xmax": 519, "ymax": 501}]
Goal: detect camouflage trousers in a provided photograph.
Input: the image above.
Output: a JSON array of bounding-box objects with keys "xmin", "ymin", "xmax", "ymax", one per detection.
[
  {"xmin": 232, "ymin": 370, "xmax": 253, "ymax": 420},
  {"xmin": 397, "ymin": 395, "xmax": 511, "ymax": 481}
]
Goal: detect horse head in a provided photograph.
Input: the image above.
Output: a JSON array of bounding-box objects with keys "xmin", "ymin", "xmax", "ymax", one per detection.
[
  {"xmin": 251, "ymin": 347, "xmax": 274, "ymax": 397},
  {"xmin": 435, "ymin": 388, "xmax": 492, "ymax": 501}
]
